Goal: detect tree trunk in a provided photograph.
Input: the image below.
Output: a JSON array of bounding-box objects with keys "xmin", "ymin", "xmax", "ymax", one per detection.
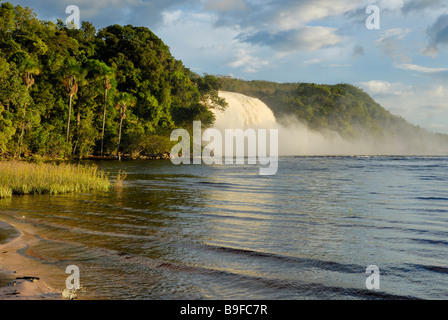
[
  {"xmin": 16, "ymin": 103, "xmax": 27, "ymax": 159},
  {"xmin": 67, "ymin": 94, "xmax": 72, "ymax": 143},
  {"xmin": 117, "ymin": 116, "xmax": 123, "ymax": 156},
  {"xmin": 76, "ymin": 106, "xmax": 81, "ymax": 128},
  {"xmin": 101, "ymin": 88, "xmax": 108, "ymax": 156}
]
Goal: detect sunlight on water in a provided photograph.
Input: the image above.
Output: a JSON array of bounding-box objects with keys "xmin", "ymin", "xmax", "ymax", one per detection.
[{"xmin": 1, "ymin": 157, "xmax": 447, "ymax": 299}]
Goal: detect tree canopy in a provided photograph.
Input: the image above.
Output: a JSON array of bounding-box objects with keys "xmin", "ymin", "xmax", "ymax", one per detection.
[{"xmin": 0, "ymin": 2, "xmax": 225, "ymax": 159}]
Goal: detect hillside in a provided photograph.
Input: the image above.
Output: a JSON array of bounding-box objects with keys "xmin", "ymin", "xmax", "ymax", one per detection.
[{"xmin": 218, "ymin": 78, "xmax": 448, "ymax": 154}]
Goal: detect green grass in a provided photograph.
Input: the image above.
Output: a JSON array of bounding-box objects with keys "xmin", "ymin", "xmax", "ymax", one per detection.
[{"xmin": 0, "ymin": 161, "xmax": 110, "ymax": 198}]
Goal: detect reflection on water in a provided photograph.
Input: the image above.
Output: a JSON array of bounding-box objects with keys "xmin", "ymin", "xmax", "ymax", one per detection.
[{"xmin": 1, "ymin": 157, "xmax": 448, "ymax": 299}]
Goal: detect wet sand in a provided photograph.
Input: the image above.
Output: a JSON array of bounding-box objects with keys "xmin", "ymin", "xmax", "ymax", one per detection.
[{"xmin": 0, "ymin": 218, "xmax": 63, "ymax": 300}]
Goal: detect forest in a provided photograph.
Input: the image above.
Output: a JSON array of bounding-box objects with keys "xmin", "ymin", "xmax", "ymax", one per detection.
[
  {"xmin": 1, "ymin": 2, "xmax": 446, "ymax": 160},
  {"xmin": 0, "ymin": 2, "xmax": 225, "ymax": 160}
]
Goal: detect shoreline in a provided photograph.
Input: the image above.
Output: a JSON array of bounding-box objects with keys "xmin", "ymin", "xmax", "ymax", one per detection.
[
  {"xmin": 0, "ymin": 218, "xmax": 64, "ymax": 300},
  {"xmin": 0, "ymin": 151, "xmax": 172, "ymax": 162}
]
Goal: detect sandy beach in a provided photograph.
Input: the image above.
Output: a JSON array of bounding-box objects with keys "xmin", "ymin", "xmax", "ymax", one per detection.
[{"xmin": 0, "ymin": 218, "xmax": 64, "ymax": 300}]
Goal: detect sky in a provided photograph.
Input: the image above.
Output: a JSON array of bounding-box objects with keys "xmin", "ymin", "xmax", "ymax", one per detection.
[{"xmin": 6, "ymin": 0, "xmax": 448, "ymax": 134}]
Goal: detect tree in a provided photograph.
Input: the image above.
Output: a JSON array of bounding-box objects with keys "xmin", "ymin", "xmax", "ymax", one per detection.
[
  {"xmin": 195, "ymin": 74, "xmax": 227, "ymax": 112},
  {"xmin": 62, "ymin": 57, "xmax": 86, "ymax": 146},
  {"xmin": 0, "ymin": 55, "xmax": 31, "ymax": 157},
  {"xmin": 11, "ymin": 52, "xmax": 40, "ymax": 158},
  {"xmin": 0, "ymin": 104, "xmax": 15, "ymax": 156},
  {"xmin": 114, "ymin": 92, "xmax": 136, "ymax": 155},
  {"xmin": 0, "ymin": 56, "xmax": 16, "ymax": 156},
  {"xmin": 87, "ymin": 59, "xmax": 115, "ymax": 156}
]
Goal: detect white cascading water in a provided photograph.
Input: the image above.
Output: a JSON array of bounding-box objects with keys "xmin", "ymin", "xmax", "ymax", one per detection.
[
  {"xmin": 212, "ymin": 91, "xmax": 277, "ymax": 130},
  {"xmin": 211, "ymin": 91, "xmax": 319, "ymax": 156}
]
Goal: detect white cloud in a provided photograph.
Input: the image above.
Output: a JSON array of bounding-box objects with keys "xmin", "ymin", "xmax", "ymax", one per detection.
[
  {"xmin": 159, "ymin": 9, "xmax": 254, "ymax": 74},
  {"xmin": 300, "ymin": 59, "xmax": 351, "ymax": 68},
  {"xmin": 396, "ymin": 63, "xmax": 448, "ymax": 73},
  {"xmin": 240, "ymin": 26, "xmax": 345, "ymax": 53},
  {"xmin": 300, "ymin": 58, "xmax": 322, "ymax": 66},
  {"xmin": 434, "ymin": 85, "xmax": 447, "ymax": 97},
  {"xmin": 286, "ymin": 26, "xmax": 344, "ymax": 52},
  {"xmin": 359, "ymin": 80, "xmax": 448, "ymax": 133},
  {"xmin": 375, "ymin": 28, "xmax": 412, "ymax": 62},
  {"xmin": 381, "ymin": 28, "xmax": 411, "ymax": 40},
  {"xmin": 359, "ymin": 80, "xmax": 413, "ymax": 97},
  {"xmin": 226, "ymin": 48, "xmax": 269, "ymax": 73},
  {"xmin": 268, "ymin": 0, "xmax": 357, "ymax": 31}
]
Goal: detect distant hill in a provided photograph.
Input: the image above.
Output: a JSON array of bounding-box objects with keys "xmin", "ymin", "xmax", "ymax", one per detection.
[{"xmin": 218, "ymin": 77, "xmax": 448, "ymax": 154}]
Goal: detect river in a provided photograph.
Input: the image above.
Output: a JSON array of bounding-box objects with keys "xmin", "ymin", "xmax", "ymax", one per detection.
[{"xmin": 0, "ymin": 156, "xmax": 447, "ymax": 299}]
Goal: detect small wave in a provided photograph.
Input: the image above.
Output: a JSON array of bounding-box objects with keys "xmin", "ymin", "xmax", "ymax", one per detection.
[
  {"xmin": 422, "ymin": 266, "xmax": 448, "ymax": 275},
  {"xmin": 200, "ymin": 244, "xmax": 363, "ymax": 274},
  {"xmin": 108, "ymin": 248, "xmax": 418, "ymax": 300},
  {"xmin": 419, "ymin": 176, "xmax": 446, "ymax": 181},
  {"xmin": 197, "ymin": 181, "xmax": 238, "ymax": 188},
  {"xmin": 253, "ymin": 278, "xmax": 419, "ymax": 300},
  {"xmin": 410, "ymin": 238, "xmax": 448, "ymax": 246},
  {"xmin": 416, "ymin": 197, "xmax": 448, "ymax": 201},
  {"xmin": 408, "ymin": 264, "xmax": 448, "ymax": 275}
]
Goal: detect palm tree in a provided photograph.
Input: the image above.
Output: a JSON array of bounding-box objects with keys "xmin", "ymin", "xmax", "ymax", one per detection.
[
  {"xmin": 86, "ymin": 59, "xmax": 115, "ymax": 156},
  {"xmin": 62, "ymin": 57, "xmax": 86, "ymax": 144},
  {"xmin": 101, "ymin": 75, "xmax": 115, "ymax": 155},
  {"xmin": 114, "ymin": 92, "xmax": 136, "ymax": 155},
  {"xmin": 13, "ymin": 52, "xmax": 39, "ymax": 158}
]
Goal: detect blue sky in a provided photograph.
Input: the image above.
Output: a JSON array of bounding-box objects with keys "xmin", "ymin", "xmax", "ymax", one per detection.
[{"xmin": 7, "ymin": 0, "xmax": 448, "ymax": 134}]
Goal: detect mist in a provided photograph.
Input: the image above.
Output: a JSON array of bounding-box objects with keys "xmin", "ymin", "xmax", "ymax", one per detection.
[{"xmin": 212, "ymin": 91, "xmax": 448, "ymax": 156}]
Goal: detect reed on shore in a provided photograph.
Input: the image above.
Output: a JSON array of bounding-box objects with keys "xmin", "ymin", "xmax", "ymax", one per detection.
[{"xmin": 0, "ymin": 161, "xmax": 110, "ymax": 198}]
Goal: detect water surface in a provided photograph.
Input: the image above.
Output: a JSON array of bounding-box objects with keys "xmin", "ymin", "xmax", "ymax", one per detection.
[{"xmin": 0, "ymin": 156, "xmax": 447, "ymax": 299}]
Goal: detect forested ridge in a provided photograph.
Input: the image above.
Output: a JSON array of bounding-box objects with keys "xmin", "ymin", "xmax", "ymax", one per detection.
[
  {"xmin": 0, "ymin": 2, "xmax": 225, "ymax": 160},
  {"xmin": 219, "ymin": 78, "xmax": 448, "ymax": 149}
]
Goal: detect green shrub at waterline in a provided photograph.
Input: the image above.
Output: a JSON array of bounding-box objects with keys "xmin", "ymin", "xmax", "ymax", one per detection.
[{"xmin": 0, "ymin": 161, "xmax": 110, "ymax": 198}]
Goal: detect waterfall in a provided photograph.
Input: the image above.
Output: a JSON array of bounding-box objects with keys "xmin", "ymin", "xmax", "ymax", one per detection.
[
  {"xmin": 211, "ymin": 91, "xmax": 317, "ymax": 156},
  {"xmin": 211, "ymin": 91, "xmax": 367, "ymax": 156},
  {"xmin": 212, "ymin": 91, "xmax": 277, "ymax": 130},
  {"xmin": 211, "ymin": 91, "xmax": 446, "ymax": 156}
]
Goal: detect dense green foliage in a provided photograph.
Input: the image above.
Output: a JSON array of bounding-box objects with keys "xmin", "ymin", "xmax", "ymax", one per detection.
[
  {"xmin": 0, "ymin": 2, "xmax": 225, "ymax": 159},
  {"xmin": 219, "ymin": 78, "xmax": 448, "ymax": 147}
]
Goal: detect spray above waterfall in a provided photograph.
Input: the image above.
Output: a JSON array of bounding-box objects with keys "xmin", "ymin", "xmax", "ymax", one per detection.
[{"xmin": 212, "ymin": 91, "xmax": 448, "ymax": 156}]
